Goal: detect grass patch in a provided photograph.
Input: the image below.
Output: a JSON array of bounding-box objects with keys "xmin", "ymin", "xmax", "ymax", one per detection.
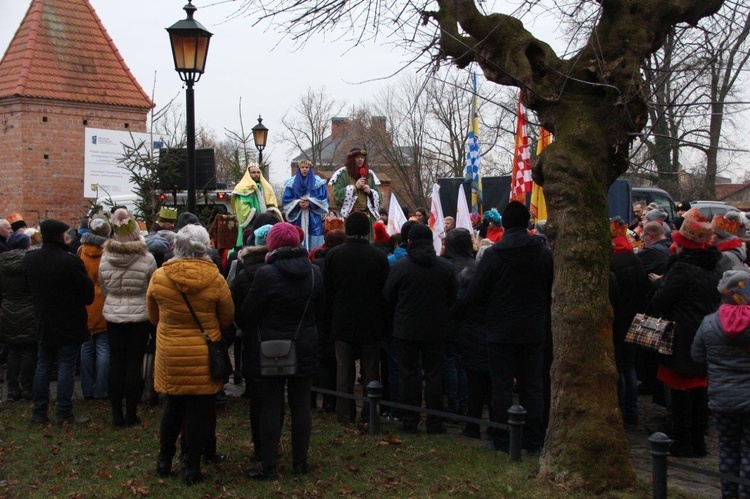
[{"xmin": 0, "ymin": 395, "xmax": 689, "ymax": 497}]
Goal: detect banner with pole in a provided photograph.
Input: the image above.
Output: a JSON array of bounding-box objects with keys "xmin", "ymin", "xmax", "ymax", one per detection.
[
  {"xmin": 510, "ymin": 92, "xmax": 532, "ymax": 203},
  {"xmin": 464, "ymin": 72, "xmax": 482, "ymax": 214},
  {"xmin": 530, "ymin": 127, "xmax": 552, "ymax": 221}
]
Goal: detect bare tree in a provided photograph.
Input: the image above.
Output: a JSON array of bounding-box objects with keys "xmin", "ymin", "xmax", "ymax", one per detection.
[
  {"xmin": 238, "ymin": 0, "xmax": 728, "ymax": 491},
  {"xmin": 281, "ymin": 86, "xmax": 346, "ymax": 168}
]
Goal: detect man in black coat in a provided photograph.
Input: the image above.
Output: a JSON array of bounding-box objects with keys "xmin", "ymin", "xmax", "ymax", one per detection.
[
  {"xmin": 638, "ymin": 221, "xmax": 671, "ymax": 275},
  {"xmin": 384, "ymin": 223, "xmax": 456, "ymax": 434},
  {"xmin": 457, "ymin": 201, "xmax": 552, "ymax": 453},
  {"xmin": 324, "ymin": 212, "xmax": 389, "ymax": 424},
  {"xmin": 24, "ymin": 219, "xmax": 94, "ymax": 426}
]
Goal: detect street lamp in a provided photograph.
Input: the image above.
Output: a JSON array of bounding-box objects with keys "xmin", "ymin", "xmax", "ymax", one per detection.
[
  {"xmin": 167, "ymin": 0, "xmax": 212, "ymax": 214},
  {"xmin": 252, "ymin": 115, "xmax": 269, "ymax": 168}
]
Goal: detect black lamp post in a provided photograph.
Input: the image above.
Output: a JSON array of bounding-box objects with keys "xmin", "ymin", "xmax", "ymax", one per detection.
[
  {"xmin": 167, "ymin": 0, "xmax": 212, "ymax": 214},
  {"xmin": 252, "ymin": 115, "xmax": 269, "ymax": 172}
]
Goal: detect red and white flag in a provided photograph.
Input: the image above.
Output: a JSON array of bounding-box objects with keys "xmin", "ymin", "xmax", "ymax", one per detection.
[
  {"xmin": 510, "ymin": 92, "xmax": 532, "ymax": 203},
  {"xmin": 429, "ymin": 183, "xmax": 445, "ymax": 254}
]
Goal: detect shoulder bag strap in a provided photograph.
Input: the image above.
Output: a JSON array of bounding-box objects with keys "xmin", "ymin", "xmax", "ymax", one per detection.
[
  {"xmin": 181, "ymin": 291, "xmax": 211, "ymax": 343},
  {"xmin": 257, "ymin": 267, "xmax": 315, "ymax": 343}
]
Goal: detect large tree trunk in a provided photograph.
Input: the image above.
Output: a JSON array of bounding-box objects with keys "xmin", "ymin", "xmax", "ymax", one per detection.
[
  {"xmin": 537, "ymin": 95, "xmax": 633, "ymax": 491},
  {"xmin": 431, "ymin": 0, "xmax": 724, "ymax": 490}
]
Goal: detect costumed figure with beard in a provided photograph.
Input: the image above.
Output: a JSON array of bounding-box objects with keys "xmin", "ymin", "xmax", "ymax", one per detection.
[
  {"xmin": 329, "ymin": 148, "xmax": 381, "ymax": 227},
  {"xmin": 283, "ymin": 160, "xmax": 328, "ymax": 251},
  {"xmin": 231, "ymin": 163, "xmax": 278, "ymax": 247}
]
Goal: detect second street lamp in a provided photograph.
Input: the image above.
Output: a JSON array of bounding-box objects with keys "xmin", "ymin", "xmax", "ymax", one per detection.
[
  {"xmin": 166, "ymin": 0, "xmax": 212, "ymax": 214},
  {"xmin": 252, "ymin": 116, "xmax": 269, "ymax": 171}
]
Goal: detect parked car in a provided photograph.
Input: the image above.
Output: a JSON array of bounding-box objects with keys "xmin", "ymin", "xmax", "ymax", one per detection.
[
  {"xmin": 632, "ymin": 187, "xmax": 677, "ymax": 223},
  {"xmin": 689, "ymin": 200, "xmax": 740, "ymax": 220}
]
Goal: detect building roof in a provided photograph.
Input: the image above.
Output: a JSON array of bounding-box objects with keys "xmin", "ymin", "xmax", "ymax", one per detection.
[
  {"xmin": 292, "ymin": 135, "xmax": 414, "ymax": 168},
  {"xmin": 716, "ymin": 183, "xmax": 750, "ymax": 201},
  {"xmin": 0, "ymin": 0, "xmax": 153, "ymax": 109}
]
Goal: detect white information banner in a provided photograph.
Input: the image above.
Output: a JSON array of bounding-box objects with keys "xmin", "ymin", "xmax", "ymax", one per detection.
[{"xmin": 83, "ymin": 128, "xmax": 166, "ymax": 199}]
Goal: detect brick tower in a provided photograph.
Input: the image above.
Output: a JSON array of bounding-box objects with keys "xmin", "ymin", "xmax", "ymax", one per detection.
[{"xmin": 0, "ymin": 0, "xmax": 153, "ymax": 226}]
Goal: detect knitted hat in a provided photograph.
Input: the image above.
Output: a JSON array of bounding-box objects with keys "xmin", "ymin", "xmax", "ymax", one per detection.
[
  {"xmin": 177, "ymin": 212, "xmax": 201, "ymax": 230},
  {"xmin": 718, "ymin": 270, "xmax": 750, "ymax": 305},
  {"xmin": 645, "ymin": 209, "xmax": 667, "ymax": 222},
  {"xmin": 408, "ymin": 223, "xmax": 433, "ymax": 242},
  {"xmin": 711, "ymin": 211, "xmax": 742, "ymax": 239},
  {"xmin": 110, "ymin": 209, "xmax": 140, "ymax": 242},
  {"xmin": 345, "ymin": 212, "xmax": 370, "ymax": 237},
  {"xmin": 483, "ymin": 209, "xmax": 502, "ymax": 225},
  {"xmin": 610, "ymin": 217, "xmax": 628, "ymax": 238},
  {"xmin": 295, "ymin": 225, "xmax": 306, "ymax": 243},
  {"xmin": 373, "ymin": 221, "xmax": 390, "ymax": 244},
  {"xmin": 40, "ymin": 219, "xmax": 69, "ymax": 241},
  {"xmin": 7, "ymin": 212, "xmax": 26, "ymax": 232},
  {"xmin": 253, "ymin": 224, "xmax": 273, "ymax": 246},
  {"xmin": 502, "ymin": 201, "xmax": 530, "ymax": 229},
  {"xmin": 266, "ymin": 222, "xmax": 300, "ymax": 251},
  {"xmin": 676, "ymin": 201, "xmax": 691, "ymax": 212},
  {"xmin": 672, "ymin": 208, "xmax": 711, "ymax": 250},
  {"xmin": 6, "ymin": 231, "xmax": 30, "ymax": 250},
  {"xmin": 88, "ymin": 215, "xmax": 111, "ymax": 238},
  {"xmin": 158, "ymin": 207, "xmax": 178, "ymax": 222}
]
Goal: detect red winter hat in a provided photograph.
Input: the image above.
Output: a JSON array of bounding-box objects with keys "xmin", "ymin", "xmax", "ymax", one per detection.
[
  {"xmin": 266, "ymin": 222, "xmax": 301, "ymax": 251},
  {"xmin": 373, "ymin": 221, "xmax": 390, "ymax": 243}
]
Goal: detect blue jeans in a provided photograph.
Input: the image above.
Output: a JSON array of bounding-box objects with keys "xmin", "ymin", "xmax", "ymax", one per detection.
[
  {"xmin": 614, "ymin": 342, "xmax": 638, "ymax": 424},
  {"xmin": 32, "ymin": 344, "xmax": 79, "ymax": 420},
  {"xmin": 80, "ymin": 332, "xmax": 110, "ymax": 399}
]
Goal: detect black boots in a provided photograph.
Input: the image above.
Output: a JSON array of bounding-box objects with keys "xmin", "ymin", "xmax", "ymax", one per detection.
[
  {"xmin": 246, "ymin": 465, "xmax": 278, "ymax": 481},
  {"xmin": 156, "ymin": 456, "xmax": 172, "ymax": 478},
  {"xmin": 182, "ymin": 470, "xmax": 204, "ymax": 486}
]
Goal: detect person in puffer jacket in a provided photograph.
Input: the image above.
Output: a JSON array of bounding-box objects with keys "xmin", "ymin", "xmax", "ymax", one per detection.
[
  {"xmin": 78, "ymin": 216, "xmax": 111, "ymax": 401},
  {"xmin": 99, "ymin": 209, "xmax": 156, "ymax": 427},
  {"xmin": 239, "ymin": 222, "xmax": 323, "ymax": 481},
  {"xmin": 0, "ymin": 232, "xmax": 37, "ymax": 401},
  {"xmin": 148, "ymin": 223, "xmax": 234, "ymax": 485},
  {"xmin": 692, "ymin": 270, "xmax": 750, "ymax": 499}
]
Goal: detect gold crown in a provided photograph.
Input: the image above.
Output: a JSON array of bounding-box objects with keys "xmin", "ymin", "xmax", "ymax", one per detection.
[
  {"xmin": 679, "ymin": 208, "xmax": 712, "ymax": 244},
  {"xmin": 158, "ymin": 207, "xmax": 178, "ymax": 221},
  {"xmin": 712, "ymin": 213, "xmax": 741, "ymax": 237},
  {"xmin": 298, "ymin": 160, "xmax": 313, "ymax": 168}
]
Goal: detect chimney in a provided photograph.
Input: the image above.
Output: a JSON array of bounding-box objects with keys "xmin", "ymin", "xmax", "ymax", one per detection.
[
  {"xmin": 331, "ymin": 117, "xmax": 350, "ymax": 140},
  {"xmin": 372, "ymin": 116, "xmax": 387, "ymax": 133}
]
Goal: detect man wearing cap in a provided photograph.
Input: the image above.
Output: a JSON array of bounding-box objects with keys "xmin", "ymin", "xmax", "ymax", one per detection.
[
  {"xmin": 324, "ymin": 212, "xmax": 389, "ymax": 424},
  {"xmin": 24, "ymin": 219, "xmax": 95, "ymax": 426},
  {"xmin": 672, "ymin": 201, "xmax": 691, "ymax": 231},
  {"xmin": 231, "ymin": 163, "xmax": 279, "ymax": 247},
  {"xmin": 384, "ymin": 222, "xmax": 456, "ymax": 434},
  {"xmin": 455, "ymin": 201, "xmax": 552, "ymax": 454},
  {"xmin": 329, "ymin": 148, "xmax": 382, "ymax": 224}
]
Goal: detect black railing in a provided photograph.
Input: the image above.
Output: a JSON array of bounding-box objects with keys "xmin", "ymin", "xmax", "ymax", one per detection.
[
  {"xmin": 649, "ymin": 432, "xmax": 750, "ymax": 498},
  {"xmin": 311, "ymin": 381, "xmax": 530, "ymax": 460}
]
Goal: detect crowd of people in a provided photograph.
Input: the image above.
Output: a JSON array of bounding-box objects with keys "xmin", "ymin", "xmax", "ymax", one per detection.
[{"xmin": 2, "ymin": 165, "xmax": 750, "ymax": 495}]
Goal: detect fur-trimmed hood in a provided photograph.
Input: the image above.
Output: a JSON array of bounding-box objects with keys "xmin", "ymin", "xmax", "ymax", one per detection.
[
  {"xmin": 238, "ymin": 245, "xmax": 268, "ymax": 262},
  {"xmin": 103, "ymin": 239, "xmax": 149, "ymax": 268}
]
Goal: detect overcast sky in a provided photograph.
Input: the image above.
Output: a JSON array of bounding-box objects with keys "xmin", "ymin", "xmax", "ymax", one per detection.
[
  {"xmin": 0, "ymin": 0, "xmax": 423, "ymax": 185},
  {"xmin": 1, "ymin": 1, "xmax": 748, "ymax": 186}
]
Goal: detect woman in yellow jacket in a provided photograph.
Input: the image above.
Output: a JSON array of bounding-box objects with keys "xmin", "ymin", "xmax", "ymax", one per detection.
[{"xmin": 147, "ymin": 223, "xmax": 234, "ymax": 485}]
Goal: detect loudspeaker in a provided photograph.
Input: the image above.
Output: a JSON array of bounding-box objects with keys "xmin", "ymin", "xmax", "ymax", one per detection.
[{"xmin": 158, "ymin": 148, "xmax": 216, "ymax": 191}]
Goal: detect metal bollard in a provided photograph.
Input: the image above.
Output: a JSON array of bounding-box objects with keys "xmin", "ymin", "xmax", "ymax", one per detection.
[
  {"xmin": 649, "ymin": 432, "xmax": 671, "ymax": 499},
  {"xmin": 508, "ymin": 405, "xmax": 527, "ymax": 462},
  {"xmin": 367, "ymin": 381, "xmax": 383, "ymax": 435}
]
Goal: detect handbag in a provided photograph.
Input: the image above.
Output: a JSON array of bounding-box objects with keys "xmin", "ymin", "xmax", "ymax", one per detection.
[
  {"xmin": 181, "ymin": 291, "xmax": 231, "ymax": 381},
  {"xmin": 624, "ymin": 313, "xmax": 674, "ymax": 355},
  {"xmin": 258, "ymin": 268, "xmax": 314, "ymax": 377}
]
